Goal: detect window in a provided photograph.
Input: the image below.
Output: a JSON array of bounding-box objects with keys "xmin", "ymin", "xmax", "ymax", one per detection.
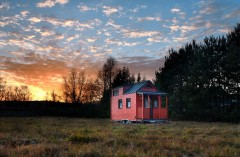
[
  {"xmin": 144, "ymin": 95, "xmax": 149, "ymax": 108},
  {"xmin": 118, "ymin": 99, "xmax": 122, "ymax": 109},
  {"xmin": 126, "ymin": 98, "xmax": 131, "ymax": 108},
  {"xmin": 153, "ymin": 99, "xmax": 158, "ymax": 108},
  {"xmin": 113, "ymin": 89, "xmax": 119, "ymax": 96},
  {"xmin": 161, "ymin": 96, "xmax": 166, "ymax": 108}
]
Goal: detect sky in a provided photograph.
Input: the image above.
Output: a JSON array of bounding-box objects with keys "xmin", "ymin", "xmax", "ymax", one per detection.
[{"xmin": 0, "ymin": 0, "xmax": 240, "ymax": 100}]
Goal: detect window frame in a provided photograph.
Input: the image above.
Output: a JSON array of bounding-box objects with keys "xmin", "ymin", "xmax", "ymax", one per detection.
[
  {"xmin": 118, "ymin": 99, "xmax": 123, "ymax": 109},
  {"xmin": 113, "ymin": 89, "xmax": 119, "ymax": 96},
  {"xmin": 126, "ymin": 98, "xmax": 131, "ymax": 108}
]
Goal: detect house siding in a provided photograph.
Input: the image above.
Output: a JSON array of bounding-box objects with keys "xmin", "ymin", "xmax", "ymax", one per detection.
[
  {"xmin": 111, "ymin": 81, "xmax": 168, "ymax": 121},
  {"xmin": 111, "ymin": 87, "xmax": 137, "ymax": 121}
]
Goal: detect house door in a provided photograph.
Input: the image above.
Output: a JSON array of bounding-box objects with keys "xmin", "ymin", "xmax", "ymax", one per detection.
[{"xmin": 150, "ymin": 96, "xmax": 153, "ymax": 119}]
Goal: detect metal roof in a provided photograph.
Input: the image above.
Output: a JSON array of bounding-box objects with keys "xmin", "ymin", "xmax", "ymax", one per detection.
[
  {"xmin": 123, "ymin": 81, "xmax": 152, "ymax": 94},
  {"xmin": 137, "ymin": 91, "xmax": 167, "ymax": 96}
]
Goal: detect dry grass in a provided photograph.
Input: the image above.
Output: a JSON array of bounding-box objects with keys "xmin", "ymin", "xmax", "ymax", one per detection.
[{"xmin": 0, "ymin": 117, "xmax": 240, "ymax": 157}]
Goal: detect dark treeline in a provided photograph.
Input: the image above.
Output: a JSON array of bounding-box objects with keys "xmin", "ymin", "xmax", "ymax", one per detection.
[
  {"xmin": 0, "ymin": 101, "xmax": 103, "ymax": 118},
  {"xmin": 155, "ymin": 23, "xmax": 240, "ymax": 122}
]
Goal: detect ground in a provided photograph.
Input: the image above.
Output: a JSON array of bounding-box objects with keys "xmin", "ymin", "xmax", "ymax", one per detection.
[{"xmin": 0, "ymin": 117, "xmax": 240, "ymax": 157}]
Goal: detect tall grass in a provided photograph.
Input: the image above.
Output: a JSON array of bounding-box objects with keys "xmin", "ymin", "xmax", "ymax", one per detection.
[{"xmin": 0, "ymin": 118, "xmax": 240, "ymax": 156}]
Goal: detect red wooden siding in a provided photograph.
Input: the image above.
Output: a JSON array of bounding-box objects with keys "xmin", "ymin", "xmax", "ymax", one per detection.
[
  {"xmin": 111, "ymin": 87, "xmax": 137, "ymax": 121},
  {"xmin": 136, "ymin": 94, "xmax": 143, "ymax": 119},
  {"xmin": 159, "ymin": 96, "xmax": 168, "ymax": 119},
  {"xmin": 111, "ymin": 81, "xmax": 168, "ymax": 121}
]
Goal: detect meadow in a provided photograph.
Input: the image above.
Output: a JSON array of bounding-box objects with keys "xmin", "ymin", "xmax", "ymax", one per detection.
[{"xmin": 0, "ymin": 117, "xmax": 240, "ymax": 157}]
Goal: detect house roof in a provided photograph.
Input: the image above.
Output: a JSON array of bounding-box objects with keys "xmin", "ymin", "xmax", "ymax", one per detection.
[
  {"xmin": 123, "ymin": 80, "xmax": 167, "ymax": 95},
  {"xmin": 137, "ymin": 91, "xmax": 167, "ymax": 96},
  {"xmin": 124, "ymin": 81, "xmax": 148, "ymax": 94}
]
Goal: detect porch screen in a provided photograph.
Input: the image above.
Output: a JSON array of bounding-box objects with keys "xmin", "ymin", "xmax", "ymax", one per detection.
[
  {"xmin": 144, "ymin": 95, "xmax": 149, "ymax": 108},
  {"xmin": 161, "ymin": 96, "xmax": 166, "ymax": 108}
]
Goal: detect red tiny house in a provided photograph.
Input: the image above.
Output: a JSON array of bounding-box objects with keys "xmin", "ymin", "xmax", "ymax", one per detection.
[{"xmin": 111, "ymin": 81, "xmax": 168, "ymax": 122}]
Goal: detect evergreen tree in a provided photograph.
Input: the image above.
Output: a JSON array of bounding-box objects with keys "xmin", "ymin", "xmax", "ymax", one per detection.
[
  {"xmin": 112, "ymin": 66, "xmax": 135, "ymax": 88},
  {"xmin": 155, "ymin": 23, "xmax": 240, "ymax": 121},
  {"xmin": 137, "ymin": 73, "xmax": 141, "ymax": 82}
]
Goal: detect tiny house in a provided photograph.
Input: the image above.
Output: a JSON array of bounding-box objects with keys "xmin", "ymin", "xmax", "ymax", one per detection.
[{"xmin": 111, "ymin": 80, "xmax": 168, "ymax": 122}]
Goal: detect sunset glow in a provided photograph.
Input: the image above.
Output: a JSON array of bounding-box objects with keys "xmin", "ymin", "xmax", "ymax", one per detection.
[
  {"xmin": 29, "ymin": 86, "xmax": 47, "ymax": 101},
  {"xmin": 0, "ymin": 0, "xmax": 239, "ymax": 100}
]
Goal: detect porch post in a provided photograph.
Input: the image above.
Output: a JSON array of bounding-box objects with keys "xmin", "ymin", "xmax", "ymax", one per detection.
[
  {"xmin": 166, "ymin": 96, "xmax": 168, "ymax": 118},
  {"xmin": 158, "ymin": 95, "xmax": 161, "ymax": 119},
  {"xmin": 142, "ymin": 94, "xmax": 144, "ymax": 119},
  {"xmin": 148, "ymin": 94, "xmax": 150, "ymax": 119}
]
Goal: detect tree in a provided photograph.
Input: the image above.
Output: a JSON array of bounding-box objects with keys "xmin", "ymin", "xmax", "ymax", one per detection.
[
  {"xmin": 62, "ymin": 68, "xmax": 86, "ymax": 103},
  {"xmin": 112, "ymin": 66, "xmax": 135, "ymax": 88},
  {"xmin": 99, "ymin": 56, "xmax": 118, "ymax": 92},
  {"xmin": 98, "ymin": 56, "xmax": 118, "ymax": 118},
  {"xmin": 225, "ymin": 24, "xmax": 240, "ymax": 109},
  {"xmin": 51, "ymin": 90, "xmax": 61, "ymax": 102},
  {"xmin": 137, "ymin": 73, "xmax": 141, "ymax": 83},
  {"xmin": 0, "ymin": 77, "xmax": 6, "ymax": 101},
  {"xmin": 155, "ymin": 23, "xmax": 240, "ymax": 122},
  {"xmin": 81, "ymin": 78, "xmax": 102, "ymax": 103},
  {"xmin": 3, "ymin": 85, "xmax": 31, "ymax": 101}
]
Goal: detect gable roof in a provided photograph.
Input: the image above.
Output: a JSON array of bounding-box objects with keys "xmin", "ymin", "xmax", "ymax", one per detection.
[
  {"xmin": 123, "ymin": 81, "xmax": 148, "ymax": 94},
  {"xmin": 123, "ymin": 80, "xmax": 164, "ymax": 95}
]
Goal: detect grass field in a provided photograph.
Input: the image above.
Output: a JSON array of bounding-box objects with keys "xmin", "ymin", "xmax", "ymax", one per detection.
[{"xmin": 0, "ymin": 117, "xmax": 240, "ymax": 157}]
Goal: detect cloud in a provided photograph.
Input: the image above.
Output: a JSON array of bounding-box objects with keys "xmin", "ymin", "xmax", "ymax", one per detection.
[
  {"xmin": 89, "ymin": 45, "xmax": 100, "ymax": 53},
  {"xmin": 123, "ymin": 30, "xmax": 160, "ymax": 38},
  {"xmin": 6, "ymin": 39, "xmax": 36, "ymax": 50},
  {"xmin": 169, "ymin": 24, "xmax": 197, "ymax": 33},
  {"xmin": 78, "ymin": 4, "xmax": 96, "ymax": 12},
  {"xmin": 199, "ymin": 6, "xmax": 216, "ymax": 15},
  {"xmin": 65, "ymin": 34, "xmax": 79, "ymax": 43},
  {"xmin": 172, "ymin": 17, "xmax": 178, "ymax": 24},
  {"xmin": 106, "ymin": 19, "xmax": 122, "ymax": 29},
  {"xmin": 224, "ymin": 8, "xmax": 240, "ymax": 19},
  {"xmin": 130, "ymin": 5, "xmax": 147, "ymax": 13},
  {"xmin": 55, "ymin": 34, "xmax": 65, "ymax": 40},
  {"xmin": 0, "ymin": 2, "xmax": 10, "ymax": 11},
  {"xmin": 171, "ymin": 8, "xmax": 180, "ymax": 13},
  {"xmin": 105, "ymin": 38, "xmax": 139, "ymax": 47},
  {"xmin": 137, "ymin": 16, "xmax": 161, "ymax": 22},
  {"xmin": 170, "ymin": 8, "xmax": 186, "ymax": 19},
  {"xmin": 172, "ymin": 37, "xmax": 188, "ymax": 42},
  {"xmin": 87, "ymin": 38, "xmax": 97, "ymax": 43},
  {"xmin": 36, "ymin": 0, "xmax": 69, "ymax": 8},
  {"xmin": 40, "ymin": 30, "xmax": 55, "ymax": 37},
  {"xmin": 2, "ymin": 52, "xmax": 69, "ymax": 92},
  {"xmin": 118, "ymin": 56, "xmax": 165, "ymax": 79},
  {"xmin": 102, "ymin": 6, "xmax": 121, "ymax": 16},
  {"xmin": 147, "ymin": 37, "xmax": 160, "ymax": 43},
  {"xmin": 21, "ymin": 11, "xmax": 30, "ymax": 17},
  {"xmin": 29, "ymin": 17, "xmax": 42, "ymax": 23},
  {"xmin": 44, "ymin": 17, "xmax": 75, "ymax": 27},
  {"xmin": 0, "ymin": 16, "xmax": 20, "ymax": 27},
  {"xmin": 28, "ymin": 16, "xmax": 101, "ymax": 31}
]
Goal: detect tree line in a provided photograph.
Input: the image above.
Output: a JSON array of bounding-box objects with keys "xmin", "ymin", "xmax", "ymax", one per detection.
[
  {"xmin": 155, "ymin": 23, "xmax": 240, "ymax": 122},
  {"xmin": 0, "ymin": 78, "xmax": 31, "ymax": 101},
  {"xmin": 60, "ymin": 57, "xmax": 146, "ymax": 117}
]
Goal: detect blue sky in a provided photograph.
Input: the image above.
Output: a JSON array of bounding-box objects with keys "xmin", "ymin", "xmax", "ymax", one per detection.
[{"xmin": 0, "ymin": 0, "xmax": 239, "ymax": 99}]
